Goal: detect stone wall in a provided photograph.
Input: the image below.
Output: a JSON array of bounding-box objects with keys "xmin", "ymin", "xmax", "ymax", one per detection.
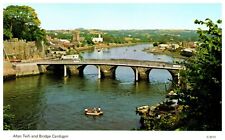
[
  {"xmin": 14, "ymin": 63, "xmax": 47, "ymax": 77},
  {"xmin": 4, "ymin": 61, "xmax": 48, "ymax": 81},
  {"xmin": 3, "ymin": 61, "xmax": 16, "ymax": 80},
  {"xmin": 4, "ymin": 39, "xmax": 43, "ymax": 60}
]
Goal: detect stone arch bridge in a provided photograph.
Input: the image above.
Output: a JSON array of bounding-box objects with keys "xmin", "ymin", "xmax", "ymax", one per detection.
[{"xmin": 36, "ymin": 59, "xmax": 183, "ymax": 83}]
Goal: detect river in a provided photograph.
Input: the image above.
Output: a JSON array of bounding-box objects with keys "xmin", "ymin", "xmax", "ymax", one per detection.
[{"xmin": 3, "ymin": 44, "xmax": 177, "ymax": 130}]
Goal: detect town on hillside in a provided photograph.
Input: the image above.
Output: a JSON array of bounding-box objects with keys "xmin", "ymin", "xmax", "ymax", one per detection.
[{"xmin": 4, "ymin": 29, "xmax": 198, "ymax": 62}]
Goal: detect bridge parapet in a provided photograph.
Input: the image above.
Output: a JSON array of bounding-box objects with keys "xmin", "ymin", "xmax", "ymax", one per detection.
[{"xmin": 36, "ymin": 59, "xmax": 182, "ymax": 70}]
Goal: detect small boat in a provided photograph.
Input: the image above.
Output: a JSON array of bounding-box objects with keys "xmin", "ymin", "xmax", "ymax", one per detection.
[{"xmin": 84, "ymin": 107, "xmax": 103, "ymax": 116}]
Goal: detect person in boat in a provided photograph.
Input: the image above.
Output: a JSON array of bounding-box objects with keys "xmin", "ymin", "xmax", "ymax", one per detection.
[
  {"xmin": 84, "ymin": 109, "xmax": 88, "ymax": 113},
  {"xmin": 85, "ymin": 107, "xmax": 102, "ymax": 113},
  {"xmin": 97, "ymin": 107, "xmax": 101, "ymax": 112},
  {"xmin": 93, "ymin": 107, "xmax": 97, "ymax": 113}
]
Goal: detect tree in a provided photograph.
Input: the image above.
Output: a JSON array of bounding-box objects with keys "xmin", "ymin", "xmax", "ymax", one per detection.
[
  {"xmin": 3, "ymin": 5, "xmax": 46, "ymax": 41},
  {"xmin": 140, "ymin": 19, "xmax": 222, "ymax": 130},
  {"xmin": 177, "ymin": 18, "xmax": 222, "ymax": 130}
]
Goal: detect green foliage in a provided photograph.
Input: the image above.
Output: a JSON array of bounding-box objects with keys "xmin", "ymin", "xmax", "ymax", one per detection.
[
  {"xmin": 3, "ymin": 28, "xmax": 13, "ymax": 39},
  {"xmin": 4, "ymin": 105, "xmax": 15, "ymax": 130},
  {"xmin": 141, "ymin": 113, "xmax": 180, "ymax": 130},
  {"xmin": 178, "ymin": 19, "xmax": 222, "ymax": 130},
  {"xmin": 66, "ymin": 48, "xmax": 77, "ymax": 55},
  {"xmin": 102, "ymin": 34, "xmax": 127, "ymax": 44},
  {"xmin": 3, "ymin": 5, "xmax": 46, "ymax": 41},
  {"xmin": 46, "ymin": 29, "xmax": 198, "ymax": 46},
  {"xmin": 102, "ymin": 29, "xmax": 198, "ymax": 43},
  {"xmin": 81, "ymin": 34, "xmax": 94, "ymax": 45},
  {"xmin": 140, "ymin": 19, "xmax": 222, "ymax": 130},
  {"xmin": 47, "ymin": 31, "xmax": 73, "ymax": 41},
  {"xmin": 153, "ymin": 42, "xmax": 158, "ymax": 47}
]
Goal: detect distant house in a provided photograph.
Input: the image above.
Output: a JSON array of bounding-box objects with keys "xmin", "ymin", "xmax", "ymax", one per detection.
[
  {"xmin": 158, "ymin": 44, "xmax": 169, "ymax": 50},
  {"xmin": 61, "ymin": 54, "xmax": 80, "ymax": 60},
  {"xmin": 158, "ymin": 44, "xmax": 169, "ymax": 48},
  {"xmin": 50, "ymin": 50, "xmax": 66, "ymax": 55},
  {"xmin": 50, "ymin": 46, "xmax": 67, "ymax": 56},
  {"xmin": 92, "ymin": 34, "xmax": 103, "ymax": 43}
]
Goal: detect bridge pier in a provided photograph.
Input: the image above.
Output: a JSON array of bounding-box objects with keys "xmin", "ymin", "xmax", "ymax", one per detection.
[
  {"xmin": 135, "ymin": 67, "xmax": 139, "ymax": 82},
  {"xmin": 133, "ymin": 67, "xmax": 151, "ymax": 82},
  {"xmin": 99, "ymin": 65, "xmax": 117, "ymax": 79},
  {"xmin": 66, "ymin": 65, "xmax": 116, "ymax": 79},
  {"xmin": 137, "ymin": 67, "xmax": 151, "ymax": 81},
  {"xmin": 97, "ymin": 65, "xmax": 101, "ymax": 79},
  {"xmin": 64, "ymin": 65, "xmax": 67, "ymax": 77},
  {"xmin": 67, "ymin": 65, "xmax": 77, "ymax": 75},
  {"xmin": 168, "ymin": 70, "xmax": 180, "ymax": 85}
]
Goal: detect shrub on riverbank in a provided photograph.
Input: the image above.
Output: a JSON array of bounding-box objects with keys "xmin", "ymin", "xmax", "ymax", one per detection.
[{"xmin": 4, "ymin": 105, "xmax": 15, "ymax": 130}]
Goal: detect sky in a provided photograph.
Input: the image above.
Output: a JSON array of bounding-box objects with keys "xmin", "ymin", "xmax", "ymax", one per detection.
[{"xmin": 3, "ymin": 3, "xmax": 221, "ymax": 30}]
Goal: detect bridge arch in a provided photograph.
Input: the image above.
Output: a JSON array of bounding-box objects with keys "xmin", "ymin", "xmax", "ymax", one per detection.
[
  {"xmin": 114, "ymin": 66, "xmax": 134, "ymax": 81},
  {"xmin": 149, "ymin": 69, "xmax": 173, "ymax": 83},
  {"xmin": 83, "ymin": 65, "xmax": 98, "ymax": 76},
  {"xmin": 99, "ymin": 65, "xmax": 117, "ymax": 79},
  {"xmin": 76, "ymin": 64, "xmax": 108, "ymax": 78}
]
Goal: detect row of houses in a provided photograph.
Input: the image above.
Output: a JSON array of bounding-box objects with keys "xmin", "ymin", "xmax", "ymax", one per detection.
[
  {"xmin": 158, "ymin": 43, "xmax": 180, "ymax": 51},
  {"xmin": 48, "ymin": 33, "xmax": 104, "ymax": 45},
  {"xmin": 157, "ymin": 42, "xmax": 197, "ymax": 57},
  {"xmin": 46, "ymin": 33, "xmax": 103, "ymax": 57}
]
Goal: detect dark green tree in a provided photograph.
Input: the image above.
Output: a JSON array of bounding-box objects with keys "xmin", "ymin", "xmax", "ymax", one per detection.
[
  {"xmin": 3, "ymin": 5, "xmax": 46, "ymax": 41},
  {"xmin": 4, "ymin": 105, "xmax": 15, "ymax": 130},
  {"xmin": 140, "ymin": 19, "xmax": 222, "ymax": 130},
  {"xmin": 177, "ymin": 18, "xmax": 222, "ymax": 130}
]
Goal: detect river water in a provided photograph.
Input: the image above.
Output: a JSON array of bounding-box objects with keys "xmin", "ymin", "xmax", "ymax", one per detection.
[{"xmin": 4, "ymin": 44, "xmax": 176, "ymax": 130}]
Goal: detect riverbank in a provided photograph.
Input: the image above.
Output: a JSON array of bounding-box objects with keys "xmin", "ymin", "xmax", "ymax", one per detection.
[
  {"xmin": 137, "ymin": 90, "xmax": 183, "ymax": 130},
  {"xmin": 76, "ymin": 42, "xmax": 140, "ymax": 52},
  {"xmin": 143, "ymin": 46, "xmax": 187, "ymax": 59}
]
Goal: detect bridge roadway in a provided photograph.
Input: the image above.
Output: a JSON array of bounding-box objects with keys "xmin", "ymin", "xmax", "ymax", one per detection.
[
  {"xmin": 36, "ymin": 59, "xmax": 182, "ymax": 82},
  {"xmin": 36, "ymin": 59, "xmax": 181, "ymax": 70}
]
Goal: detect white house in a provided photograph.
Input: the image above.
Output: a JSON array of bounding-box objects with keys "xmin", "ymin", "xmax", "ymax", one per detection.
[
  {"xmin": 158, "ymin": 44, "xmax": 169, "ymax": 48},
  {"xmin": 92, "ymin": 34, "xmax": 103, "ymax": 43},
  {"xmin": 158, "ymin": 44, "xmax": 169, "ymax": 50},
  {"xmin": 61, "ymin": 54, "xmax": 80, "ymax": 60}
]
